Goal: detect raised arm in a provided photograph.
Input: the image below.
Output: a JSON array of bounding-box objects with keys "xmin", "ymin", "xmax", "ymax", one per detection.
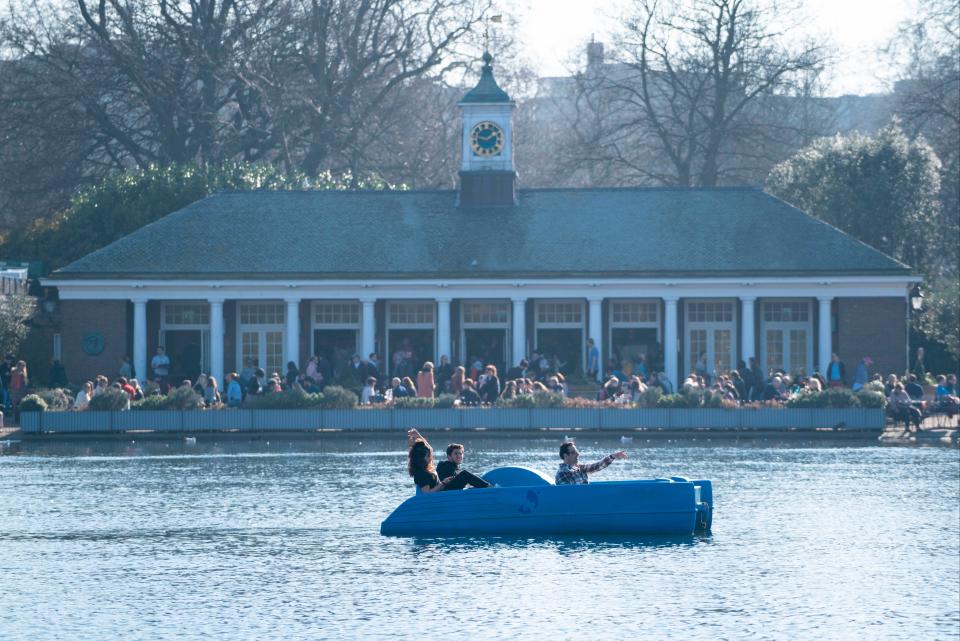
[
  {"xmin": 407, "ymin": 429, "xmax": 429, "ymax": 448},
  {"xmin": 580, "ymin": 450, "xmax": 628, "ymax": 474}
]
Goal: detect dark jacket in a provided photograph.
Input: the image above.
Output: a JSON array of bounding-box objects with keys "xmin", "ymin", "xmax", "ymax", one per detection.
[
  {"xmin": 460, "ymin": 387, "xmax": 481, "ymax": 406},
  {"xmin": 479, "ymin": 375, "xmax": 501, "ymax": 404},
  {"xmin": 436, "ymin": 460, "xmax": 459, "ymax": 481}
]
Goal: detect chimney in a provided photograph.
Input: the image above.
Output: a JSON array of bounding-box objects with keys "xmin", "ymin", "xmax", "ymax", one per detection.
[{"xmin": 587, "ymin": 38, "xmax": 604, "ymax": 68}]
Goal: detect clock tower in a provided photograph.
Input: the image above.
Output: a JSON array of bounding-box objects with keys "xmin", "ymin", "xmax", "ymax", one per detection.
[{"xmin": 458, "ymin": 52, "xmax": 516, "ymax": 207}]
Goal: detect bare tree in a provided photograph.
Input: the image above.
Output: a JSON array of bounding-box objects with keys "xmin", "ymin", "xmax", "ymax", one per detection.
[{"xmin": 568, "ymin": 0, "xmax": 826, "ymax": 187}]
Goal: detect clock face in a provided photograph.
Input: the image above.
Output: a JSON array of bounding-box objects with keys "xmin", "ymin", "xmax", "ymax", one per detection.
[{"xmin": 470, "ymin": 121, "xmax": 504, "ymax": 157}]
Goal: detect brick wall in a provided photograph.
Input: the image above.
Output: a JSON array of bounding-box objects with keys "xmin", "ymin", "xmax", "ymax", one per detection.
[
  {"xmin": 837, "ymin": 297, "xmax": 906, "ymax": 378},
  {"xmin": 61, "ymin": 300, "xmax": 128, "ymax": 384}
]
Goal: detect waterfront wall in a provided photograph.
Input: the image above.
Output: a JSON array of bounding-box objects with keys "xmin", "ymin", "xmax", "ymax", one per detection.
[{"xmin": 19, "ymin": 408, "xmax": 885, "ymax": 434}]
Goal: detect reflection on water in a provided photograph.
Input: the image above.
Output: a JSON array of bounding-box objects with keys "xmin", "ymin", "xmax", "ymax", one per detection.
[
  {"xmin": 406, "ymin": 533, "xmax": 705, "ymax": 555},
  {"xmin": 1, "ymin": 434, "xmax": 957, "ymax": 641}
]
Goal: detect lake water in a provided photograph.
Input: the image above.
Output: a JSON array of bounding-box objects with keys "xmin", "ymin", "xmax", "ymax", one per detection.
[{"xmin": 2, "ymin": 434, "xmax": 958, "ymax": 641}]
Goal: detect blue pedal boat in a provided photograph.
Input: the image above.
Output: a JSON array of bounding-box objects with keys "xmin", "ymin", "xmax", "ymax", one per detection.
[{"xmin": 380, "ymin": 467, "xmax": 713, "ymax": 537}]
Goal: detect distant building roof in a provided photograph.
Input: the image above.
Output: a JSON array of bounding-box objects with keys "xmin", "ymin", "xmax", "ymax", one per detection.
[
  {"xmin": 53, "ymin": 187, "xmax": 910, "ymax": 280},
  {"xmin": 460, "ymin": 52, "xmax": 511, "ymax": 104}
]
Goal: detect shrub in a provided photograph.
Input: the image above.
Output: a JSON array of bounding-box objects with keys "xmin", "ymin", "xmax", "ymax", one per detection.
[
  {"xmin": 562, "ymin": 397, "xmax": 608, "ymax": 408},
  {"xmin": 18, "ymin": 394, "xmax": 48, "ymax": 412},
  {"xmin": 319, "ymin": 385, "xmax": 358, "ymax": 409},
  {"xmin": 856, "ymin": 390, "xmax": 887, "ymax": 408},
  {"xmin": 496, "ymin": 394, "xmax": 535, "ymax": 409},
  {"xmin": 88, "ymin": 388, "xmax": 130, "ymax": 411},
  {"xmin": 131, "ymin": 395, "xmax": 174, "ymax": 411},
  {"xmin": 393, "ymin": 397, "xmax": 437, "ymax": 409},
  {"xmin": 864, "ymin": 380, "xmax": 886, "ymax": 394},
  {"xmin": 131, "ymin": 386, "xmax": 204, "ymax": 411},
  {"xmin": 640, "ymin": 386, "xmax": 662, "ymax": 408},
  {"xmin": 435, "ymin": 393, "xmax": 458, "ymax": 409},
  {"xmin": 244, "ymin": 388, "xmax": 325, "ymax": 410},
  {"xmin": 33, "ymin": 388, "xmax": 73, "ymax": 411},
  {"xmin": 786, "ymin": 389, "xmax": 862, "ymax": 409},
  {"xmin": 532, "ymin": 391, "xmax": 565, "ymax": 408},
  {"xmin": 656, "ymin": 394, "xmax": 690, "ymax": 409}
]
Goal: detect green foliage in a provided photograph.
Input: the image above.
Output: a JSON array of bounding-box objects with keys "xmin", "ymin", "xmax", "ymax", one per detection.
[
  {"xmin": 18, "ymin": 394, "xmax": 48, "ymax": 412},
  {"xmin": 131, "ymin": 386, "xmax": 204, "ymax": 411},
  {"xmin": 243, "ymin": 389, "xmax": 325, "ymax": 410},
  {"xmin": 0, "ymin": 294, "xmax": 36, "ymax": 358},
  {"xmin": 864, "ymin": 381, "xmax": 886, "ymax": 394},
  {"xmin": 318, "ymin": 386, "xmax": 358, "ymax": 409},
  {"xmin": 496, "ymin": 391, "xmax": 568, "ymax": 409},
  {"xmin": 496, "ymin": 394, "xmax": 536, "ymax": 408},
  {"xmin": 0, "ymin": 162, "xmax": 399, "ymax": 271},
  {"xmin": 640, "ymin": 386, "xmax": 663, "ymax": 408},
  {"xmin": 393, "ymin": 397, "xmax": 437, "ymax": 409},
  {"xmin": 435, "ymin": 394, "xmax": 458, "ymax": 409},
  {"xmin": 88, "ymin": 388, "xmax": 130, "ymax": 411},
  {"xmin": 785, "ymin": 389, "xmax": 863, "ymax": 409},
  {"xmin": 915, "ymin": 278, "xmax": 959, "ymax": 359},
  {"xmin": 32, "ymin": 388, "xmax": 73, "ymax": 411},
  {"xmin": 856, "ymin": 390, "xmax": 887, "ymax": 408},
  {"xmin": 766, "ymin": 122, "xmax": 942, "ymax": 275},
  {"xmin": 656, "ymin": 394, "xmax": 690, "ymax": 408}
]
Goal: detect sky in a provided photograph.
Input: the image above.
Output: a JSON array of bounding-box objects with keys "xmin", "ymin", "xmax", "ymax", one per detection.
[{"xmin": 515, "ymin": 0, "xmax": 919, "ymax": 96}]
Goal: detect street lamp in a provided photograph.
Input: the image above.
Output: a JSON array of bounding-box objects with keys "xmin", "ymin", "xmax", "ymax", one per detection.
[
  {"xmin": 906, "ymin": 284, "xmax": 925, "ymax": 377},
  {"xmin": 910, "ymin": 284, "xmax": 924, "ymax": 312}
]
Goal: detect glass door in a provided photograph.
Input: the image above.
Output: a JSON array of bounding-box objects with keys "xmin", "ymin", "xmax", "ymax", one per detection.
[{"xmin": 241, "ymin": 329, "xmax": 284, "ymax": 376}]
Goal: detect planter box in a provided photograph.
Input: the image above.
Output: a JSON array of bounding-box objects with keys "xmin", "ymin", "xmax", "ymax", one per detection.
[
  {"xmin": 323, "ymin": 409, "xmax": 391, "ymax": 430},
  {"xmin": 391, "ymin": 409, "xmax": 459, "ymax": 430},
  {"xmin": 19, "ymin": 412, "xmax": 42, "ymax": 433},
  {"xmin": 808, "ymin": 408, "xmax": 884, "ymax": 430},
  {"xmin": 114, "ymin": 410, "xmax": 182, "ymax": 432},
  {"xmin": 251, "ymin": 409, "xmax": 323, "ymax": 431},
  {"xmin": 42, "ymin": 411, "xmax": 113, "ymax": 433},
  {"xmin": 531, "ymin": 408, "xmax": 599, "ymax": 429},
  {"xmin": 186, "ymin": 409, "xmax": 253, "ymax": 432},
  {"xmin": 597, "ymin": 408, "xmax": 639, "ymax": 430},
  {"xmin": 739, "ymin": 408, "xmax": 811, "ymax": 429},
  {"xmin": 23, "ymin": 405, "xmax": 887, "ymax": 435},
  {"xmin": 460, "ymin": 408, "xmax": 530, "ymax": 429},
  {"xmin": 668, "ymin": 408, "xmax": 739, "ymax": 429}
]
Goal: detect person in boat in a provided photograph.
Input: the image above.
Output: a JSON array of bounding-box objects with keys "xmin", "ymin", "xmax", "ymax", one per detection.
[
  {"xmin": 555, "ymin": 442, "xmax": 627, "ymax": 485},
  {"xmin": 435, "ymin": 442, "xmax": 488, "ymax": 484},
  {"xmin": 407, "ymin": 429, "xmax": 490, "ymax": 493}
]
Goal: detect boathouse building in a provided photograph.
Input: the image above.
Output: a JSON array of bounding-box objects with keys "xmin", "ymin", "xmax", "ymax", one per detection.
[{"xmin": 44, "ymin": 55, "xmax": 915, "ymax": 388}]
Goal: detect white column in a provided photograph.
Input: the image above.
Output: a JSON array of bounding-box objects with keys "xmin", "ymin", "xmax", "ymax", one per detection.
[
  {"xmin": 209, "ymin": 299, "xmax": 224, "ymax": 384},
  {"xmin": 436, "ymin": 298, "xmax": 451, "ymax": 362},
  {"xmin": 285, "ymin": 298, "xmax": 301, "ymax": 368},
  {"xmin": 360, "ymin": 298, "xmax": 376, "ymax": 359},
  {"xmin": 588, "ymin": 297, "xmax": 603, "ymax": 381},
  {"xmin": 132, "ymin": 298, "xmax": 147, "ymax": 383},
  {"xmin": 818, "ymin": 296, "xmax": 833, "ymax": 377},
  {"xmin": 511, "ymin": 297, "xmax": 526, "ymax": 366},
  {"xmin": 663, "ymin": 297, "xmax": 679, "ymax": 391},
  {"xmin": 740, "ymin": 296, "xmax": 756, "ymax": 365}
]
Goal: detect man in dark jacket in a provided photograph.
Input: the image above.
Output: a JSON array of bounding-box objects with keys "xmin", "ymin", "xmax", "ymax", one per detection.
[
  {"xmin": 436, "ymin": 443, "xmax": 490, "ymax": 488},
  {"xmin": 905, "ymin": 374, "xmax": 925, "ymax": 401}
]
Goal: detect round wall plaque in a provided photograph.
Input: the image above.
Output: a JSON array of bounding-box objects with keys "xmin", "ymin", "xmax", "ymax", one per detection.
[{"xmin": 82, "ymin": 332, "xmax": 105, "ymax": 356}]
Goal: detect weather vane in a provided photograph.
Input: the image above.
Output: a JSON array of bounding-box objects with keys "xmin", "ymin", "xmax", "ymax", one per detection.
[{"xmin": 484, "ymin": 14, "xmax": 502, "ymax": 53}]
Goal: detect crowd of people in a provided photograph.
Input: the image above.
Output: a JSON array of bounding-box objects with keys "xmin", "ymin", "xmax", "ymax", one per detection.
[{"xmin": 1, "ymin": 344, "xmax": 957, "ymax": 429}]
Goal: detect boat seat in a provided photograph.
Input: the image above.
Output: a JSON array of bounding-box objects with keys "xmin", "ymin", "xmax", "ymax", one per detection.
[{"xmin": 482, "ymin": 466, "xmax": 554, "ymax": 487}]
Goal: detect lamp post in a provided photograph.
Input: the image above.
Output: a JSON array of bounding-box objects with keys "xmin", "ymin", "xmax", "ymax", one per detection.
[{"xmin": 907, "ymin": 284, "xmax": 924, "ymax": 376}]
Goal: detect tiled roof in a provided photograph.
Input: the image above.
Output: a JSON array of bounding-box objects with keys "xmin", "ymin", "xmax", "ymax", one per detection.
[{"xmin": 53, "ymin": 187, "xmax": 910, "ymax": 279}]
